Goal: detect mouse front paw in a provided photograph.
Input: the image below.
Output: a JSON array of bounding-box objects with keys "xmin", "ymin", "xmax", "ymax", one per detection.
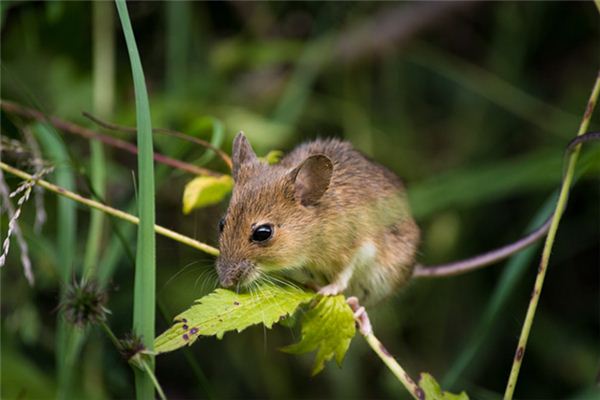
[{"xmin": 317, "ymin": 283, "xmax": 345, "ymax": 296}]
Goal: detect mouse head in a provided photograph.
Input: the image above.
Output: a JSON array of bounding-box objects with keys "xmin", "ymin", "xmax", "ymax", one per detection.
[{"xmin": 216, "ymin": 132, "xmax": 333, "ymax": 289}]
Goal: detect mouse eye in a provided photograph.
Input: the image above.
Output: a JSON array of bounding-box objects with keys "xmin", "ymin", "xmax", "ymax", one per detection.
[
  {"xmin": 218, "ymin": 218, "xmax": 225, "ymax": 233},
  {"xmin": 251, "ymin": 224, "xmax": 273, "ymax": 243}
]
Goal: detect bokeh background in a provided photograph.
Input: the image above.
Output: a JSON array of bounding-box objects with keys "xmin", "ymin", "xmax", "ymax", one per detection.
[{"xmin": 1, "ymin": 2, "xmax": 599, "ymax": 399}]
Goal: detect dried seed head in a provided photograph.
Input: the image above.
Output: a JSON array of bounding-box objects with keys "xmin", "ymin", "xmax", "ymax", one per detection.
[
  {"xmin": 119, "ymin": 332, "xmax": 146, "ymax": 361},
  {"xmin": 61, "ymin": 279, "xmax": 109, "ymax": 327}
]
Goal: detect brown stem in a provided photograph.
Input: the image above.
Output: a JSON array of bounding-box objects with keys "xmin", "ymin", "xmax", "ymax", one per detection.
[
  {"xmin": 0, "ymin": 100, "xmax": 221, "ymax": 177},
  {"xmin": 82, "ymin": 111, "xmax": 233, "ymax": 170}
]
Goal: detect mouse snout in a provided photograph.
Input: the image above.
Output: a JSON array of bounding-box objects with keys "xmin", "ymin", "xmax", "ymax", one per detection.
[{"xmin": 216, "ymin": 258, "xmax": 254, "ymax": 288}]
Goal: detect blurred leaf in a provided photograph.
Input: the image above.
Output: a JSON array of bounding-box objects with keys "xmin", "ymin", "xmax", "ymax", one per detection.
[
  {"xmin": 282, "ymin": 295, "xmax": 356, "ymax": 375},
  {"xmin": 220, "ymin": 107, "xmax": 292, "ymax": 150},
  {"xmin": 260, "ymin": 150, "xmax": 284, "ymax": 165},
  {"xmin": 187, "ymin": 116, "xmax": 224, "ymax": 166},
  {"xmin": 154, "ymin": 284, "xmax": 314, "ymax": 354},
  {"xmin": 182, "ymin": 175, "xmax": 234, "ymax": 214},
  {"xmin": 1, "ymin": 343, "xmax": 56, "ymax": 398},
  {"xmin": 212, "ymin": 38, "xmax": 303, "ymax": 72},
  {"xmin": 419, "ymin": 373, "xmax": 469, "ymax": 400}
]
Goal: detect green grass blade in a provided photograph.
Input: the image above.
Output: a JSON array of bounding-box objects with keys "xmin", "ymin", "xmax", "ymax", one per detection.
[
  {"xmin": 83, "ymin": 1, "xmax": 113, "ymax": 280},
  {"xmin": 166, "ymin": 1, "xmax": 190, "ymax": 95},
  {"xmin": 33, "ymin": 122, "xmax": 77, "ymax": 399},
  {"xmin": 115, "ymin": 1, "xmax": 157, "ymax": 398}
]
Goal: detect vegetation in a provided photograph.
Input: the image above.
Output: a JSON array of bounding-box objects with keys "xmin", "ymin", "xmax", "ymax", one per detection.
[{"xmin": 1, "ymin": 2, "xmax": 599, "ymax": 399}]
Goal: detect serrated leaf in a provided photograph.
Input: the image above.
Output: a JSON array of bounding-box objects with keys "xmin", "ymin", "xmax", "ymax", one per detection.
[
  {"xmin": 282, "ymin": 295, "xmax": 356, "ymax": 375},
  {"xmin": 418, "ymin": 373, "xmax": 469, "ymax": 400},
  {"xmin": 154, "ymin": 284, "xmax": 314, "ymax": 354},
  {"xmin": 182, "ymin": 174, "xmax": 234, "ymax": 214},
  {"xmin": 259, "ymin": 150, "xmax": 284, "ymax": 165}
]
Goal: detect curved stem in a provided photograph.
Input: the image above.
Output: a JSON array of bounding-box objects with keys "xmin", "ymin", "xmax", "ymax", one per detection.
[
  {"xmin": 363, "ymin": 331, "xmax": 422, "ymax": 400},
  {"xmin": 141, "ymin": 359, "xmax": 167, "ymax": 400},
  {"xmin": 0, "ymin": 100, "xmax": 221, "ymax": 177},
  {"xmin": 82, "ymin": 111, "xmax": 233, "ymax": 170},
  {"xmin": 0, "ymin": 161, "xmax": 220, "ymax": 257},
  {"xmin": 504, "ymin": 71, "xmax": 600, "ymax": 399}
]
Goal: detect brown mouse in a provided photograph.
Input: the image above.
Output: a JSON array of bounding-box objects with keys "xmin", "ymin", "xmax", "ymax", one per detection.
[
  {"xmin": 217, "ymin": 130, "xmax": 600, "ymax": 306},
  {"xmin": 216, "ymin": 132, "xmax": 420, "ymax": 305}
]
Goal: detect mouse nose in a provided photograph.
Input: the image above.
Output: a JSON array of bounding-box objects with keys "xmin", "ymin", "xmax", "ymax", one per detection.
[{"xmin": 216, "ymin": 258, "xmax": 252, "ymax": 288}]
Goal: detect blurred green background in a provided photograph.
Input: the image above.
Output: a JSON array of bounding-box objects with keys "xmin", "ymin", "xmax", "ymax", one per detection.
[{"xmin": 1, "ymin": 1, "xmax": 599, "ymax": 399}]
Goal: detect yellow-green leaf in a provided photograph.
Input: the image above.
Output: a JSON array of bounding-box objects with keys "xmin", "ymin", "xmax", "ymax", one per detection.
[
  {"xmin": 418, "ymin": 373, "xmax": 469, "ymax": 400},
  {"xmin": 182, "ymin": 175, "xmax": 234, "ymax": 214},
  {"xmin": 154, "ymin": 284, "xmax": 314, "ymax": 354},
  {"xmin": 259, "ymin": 150, "xmax": 284, "ymax": 165},
  {"xmin": 281, "ymin": 295, "xmax": 356, "ymax": 375}
]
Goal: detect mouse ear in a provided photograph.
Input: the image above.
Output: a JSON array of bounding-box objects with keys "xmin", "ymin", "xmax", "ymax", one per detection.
[
  {"xmin": 232, "ymin": 131, "xmax": 258, "ymax": 180},
  {"xmin": 289, "ymin": 154, "xmax": 333, "ymax": 206}
]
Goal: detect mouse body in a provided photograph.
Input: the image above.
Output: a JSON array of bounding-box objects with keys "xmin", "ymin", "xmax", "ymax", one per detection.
[{"xmin": 217, "ymin": 133, "xmax": 420, "ymax": 305}]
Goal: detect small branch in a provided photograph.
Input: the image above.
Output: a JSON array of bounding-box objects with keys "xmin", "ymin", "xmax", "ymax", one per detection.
[
  {"xmin": 82, "ymin": 111, "xmax": 233, "ymax": 170},
  {"xmin": 347, "ymin": 298, "xmax": 422, "ymax": 399},
  {"xmin": 141, "ymin": 359, "xmax": 167, "ymax": 400},
  {"xmin": 504, "ymin": 71, "xmax": 600, "ymax": 399},
  {"xmin": 0, "ymin": 161, "xmax": 220, "ymax": 257},
  {"xmin": 362, "ymin": 325, "xmax": 422, "ymax": 399},
  {"xmin": 100, "ymin": 321, "xmax": 124, "ymax": 353},
  {"xmin": 0, "ymin": 100, "xmax": 221, "ymax": 177},
  {"xmin": 99, "ymin": 322, "xmax": 167, "ymax": 400}
]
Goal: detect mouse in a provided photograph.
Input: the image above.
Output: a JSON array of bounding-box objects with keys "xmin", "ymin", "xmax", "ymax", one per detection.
[
  {"xmin": 216, "ymin": 132, "xmax": 420, "ymax": 306},
  {"xmin": 216, "ymin": 130, "xmax": 600, "ymax": 306}
]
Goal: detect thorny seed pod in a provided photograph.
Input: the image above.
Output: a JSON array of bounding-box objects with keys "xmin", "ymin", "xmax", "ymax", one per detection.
[
  {"xmin": 61, "ymin": 279, "xmax": 109, "ymax": 328},
  {"xmin": 119, "ymin": 332, "xmax": 146, "ymax": 362}
]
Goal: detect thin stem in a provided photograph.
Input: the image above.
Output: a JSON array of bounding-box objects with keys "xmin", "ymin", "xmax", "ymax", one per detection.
[
  {"xmin": 363, "ymin": 332, "xmax": 422, "ymax": 400},
  {"xmin": 141, "ymin": 359, "xmax": 167, "ymax": 400},
  {"xmin": 0, "ymin": 161, "xmax": 220, "ymax": 257},
  {"xmin": 504, "ymin": 71, "xmax": 600, "ymax": 399},
  {"xmin": 100, "ymin": 322, "xmax": 167, "ymax": 400},
  {"xmin": 100, "ymin": 321, "xmax": 123, "ymax": 353},
  {"xmin": 82, "ymin": 111, "xmax": 233, "ymax": 170},
  {"xmin": 0, "ymin": 100, "xmax": 221, "ymax": 177}
]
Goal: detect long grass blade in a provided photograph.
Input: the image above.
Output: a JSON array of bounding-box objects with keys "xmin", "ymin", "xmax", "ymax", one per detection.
[
  {"xmin": 115, "ymin": 1, "xmax": 157, "ymax": 398},
  {"xmin": 33, "ymin": 122, "xmax": 77, "ymax": 399},
  {"xmin": 83, "ymin": 1, "xmax": 113, "ymax": 280}
]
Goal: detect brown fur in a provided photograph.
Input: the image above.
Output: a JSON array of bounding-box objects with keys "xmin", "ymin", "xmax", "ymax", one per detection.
[{"xmin": 217, "ymin": 133, "xmax": 420, "ymax": 305}]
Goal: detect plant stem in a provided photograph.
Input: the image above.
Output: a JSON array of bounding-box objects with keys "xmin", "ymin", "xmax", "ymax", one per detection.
[
  {"xmin": 363, "ymin": 331, "xmax": 422, "ymax": 400},
  {"xmin": 141, "ymin": 359, "xmax": 167, "ymax": 400},
  {"xmin": 82, "ymin": 111, "xmax": 232, "ymax": 170},
  {"xmin": 503, "ymin": 71, "xmax": 600, "ymax": 399},
  {"xmin": 100, "ymin": 321, "xmax": 123, "ymax": 353},
  {"xmin": 0, "ymin": 100, "xmax": 220, "ymax": 177},
  {"xmin": 0, "ymin": 162, "xmax": 219, "ymax": 257}
]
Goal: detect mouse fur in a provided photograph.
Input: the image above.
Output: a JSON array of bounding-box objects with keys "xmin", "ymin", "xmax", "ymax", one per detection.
[{"xmin": 216, "ymin": 132, "xmax": 420, "ymax": 305}]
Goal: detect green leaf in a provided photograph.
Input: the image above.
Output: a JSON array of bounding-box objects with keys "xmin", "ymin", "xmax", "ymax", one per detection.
[
  {"xmin": 419, "ymin": 373, "xmax": 469, "ymax": 400},
  {"xmin": 282, "ymin": 295, "xmax": 356, "ymax": 375},
  {"xmin": 182, "ymin": 175, "xmax": 234, "ymax": 214},
  {"xmin": 186, "ymin": 116, "xmax": 224, "ymax": 167},
  {"xmin": 259, "ymin": 150, "xmax": 284, "ymax": 165},
  {"xmin": 154, "ymin": 284, "xmax": 314, "ymax": 354}
]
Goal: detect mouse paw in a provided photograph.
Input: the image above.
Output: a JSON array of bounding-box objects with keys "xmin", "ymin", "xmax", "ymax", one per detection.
[
  {"xmin": 346, "ymin": 296, "xmax": 372, "ymax": 335},
  {"xmin": 317, "ymin": 283, "xmax": 344, "ymax": 296}
]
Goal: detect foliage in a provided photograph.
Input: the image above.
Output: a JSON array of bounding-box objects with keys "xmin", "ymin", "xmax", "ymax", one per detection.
[
  {"xmin": 182, "ymin": 174, "xmax": 234, "ymax": 214},
  {"xmin": 418, "ymin": 373, "xmax": 469, "ymax": 400},
  {"xmin": 260, "ymin": 149, "xmax": 284, "ymax": 165},
  {"xmin": 155, "ymin": 284, "xmax": 314, "ymax": 353},
  {"xmin": 282, "ymin": 295, "xmax": 356, "ymax": 375}
]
